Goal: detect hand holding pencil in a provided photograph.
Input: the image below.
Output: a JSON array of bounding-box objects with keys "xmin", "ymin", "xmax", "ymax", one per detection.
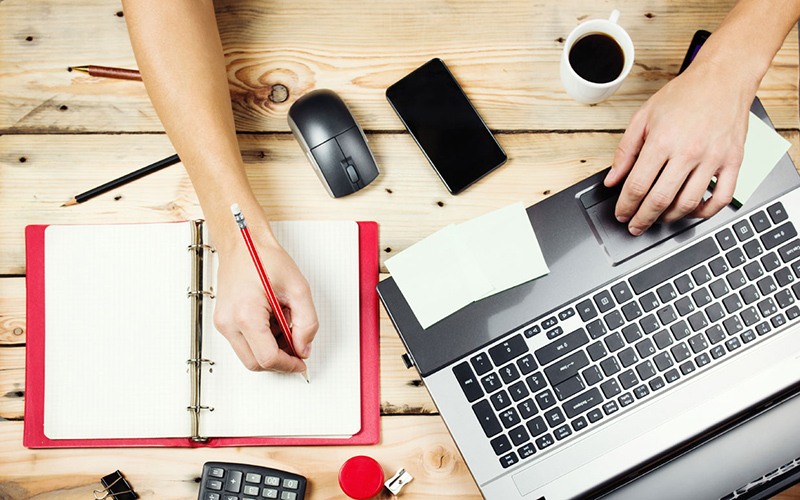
[{"xmin": 212, "ymin": 204, "xmax": 317, "ymax": 380}]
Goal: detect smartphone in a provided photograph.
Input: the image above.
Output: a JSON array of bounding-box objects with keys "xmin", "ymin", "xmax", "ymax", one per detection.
[
  {"xmin": 678, "ymin": 29, "xmax": 711, "ymax": 75},
  {"xmin": 386, "ymin": 58, "xmax": 507, "ymax": 194}
]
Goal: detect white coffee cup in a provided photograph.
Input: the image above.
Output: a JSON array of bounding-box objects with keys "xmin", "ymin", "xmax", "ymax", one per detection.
[{"xmin": 560, "ymin": 9, "xmax": 634, "ymax": 104}]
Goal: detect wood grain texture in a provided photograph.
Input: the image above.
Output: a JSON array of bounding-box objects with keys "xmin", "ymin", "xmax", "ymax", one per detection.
[
  {"xmin": 3, "ymin": 131, "xmax": 799, "ymax": 275},
  {"xmin": 0, "ymin": 0, "xmax": 797, "ymax": 133},
  {"xmin": 0, "ymin": 417, "xmax": 483, "ymax": 500}
]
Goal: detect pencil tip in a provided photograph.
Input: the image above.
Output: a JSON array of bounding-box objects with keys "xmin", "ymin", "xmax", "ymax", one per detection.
[{"xmin": 62, "ymin": 197, "xmax": 77, "ymax": 207}]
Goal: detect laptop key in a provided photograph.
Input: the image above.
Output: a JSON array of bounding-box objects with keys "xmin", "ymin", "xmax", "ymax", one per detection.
[
  {"xmin": 635, "ymin": 360, "xmax": 656, "ymax": 380},
  {"xmin": 751, "ymin": 210, "xmax": 771, "ymax": 232},
  {"xmin": 633, "ymin": 384, "xmax": 650, "ymax": 399},
  {"xmin": 629, "ymin": 237, "xmax": 718, "ymax": 294},
  {"xmin": 640, "ymin": 314, "xmax": 660, "ymax": 334},
  {"xmin": 481, "ymin": 373, "xmax": 502, "ymax": 393},
  {"xmin": 499, "ymin": 408, "xmax": 521, "ymax": 429},
  {"xmin": 534, "ymin": 328, "xmax": 589, "ymax": 366},
  {"xmin": 544, "ymin": 351, "xmax": 589, "ymax": 386},
  {"xmin": 472, "ymin": 400, "xmax": 502, "ymax": 437},
  {"xmin": 734, "ymin": 220, "xmax": 754, "ymax": 241},
  {"xmin": 543, "ymin": 407, "xmax": 566, "ymax": 427},
  {"xmin": 453, "ymin": 362, "xmax": 483, "ymax": 402},
  {"xmin": 558, "ymin": 308, "xmax": 575, "ymax": 321},
  {"xmin": 618, "ymin": 369, "xmax": 638, "ymax": 390},
  {"xmin": 535, "ymin": 434, "xmax": 555, "ymax": 451},
  {"xmin": 587, "ymin": 409, "xmax": 604, "ymax": 423},
  {"xmin": 516, "ymin": 354, "xmax": 537, "ymax": 375},
  {"xmin": 600, "ymin": 357, "xmax": 621, "ymax": 376},
  {"xmin": 499, "ymin": 452, "xmax": 519, "ymax": 469},
  {"xmin": 776, "ymin": 289, "xmax": 795, "ymax": 309},
  {"xmin": 622, "ymin": 324, "xmax": 642, "ymax": 343},
  {"xmin": 649, "ymin": 376, "xmax": 666, "ymax": 392},
  {"xmin": 691, "ymin": 287, "xmax": 712, "ymax": 308},
  {"xmin": 518, "ymin": 443, "xmax": 536, "ymax": 459},
  {"xmin": 695, "ymin": 352, "xmax": 711, "ymax": 367},
  {"xmin": 671, "ymin": 342, "xmax": 691, "ymax": 362},
  {"xmin": 554, "ymin": 424, "xmax": 572, "ymax": 441},
  {"xmin": 772, "ymin": 313, "xmax": 787, "ymax": 328},
  {"xmin": 490, "ymin": 434, "xmax": 512, "ymax": 455},
  {"xmin": 705, "ymin": 324, "xmax": 725, "ymax": 345},
  {"xmin": 526, "ymin": 416, "xmax": 548, "ymax": 437},
  {"xmin": 470, "ymin": 353, "xmax": 493, "ymax": 376},
  {"xmin": 603, "ymin": 400, "xmax": 619, "ymax": 415},
  {"xmin": 526, "ymin": 372, "xmax": 547, "ymax": 393},
  {"xmin": 594, "ymin": 290, "xmax": 615, "ymax": 313},
  {"xmin": 726, "ymin": 269, "xmax": 747, "ymax": 290},
  {"xmin": 705, "ymin": 303, "xmax": 725, "ymax": 323},
  {"xmin": 741, "ymin": 329, "xmax": 757, "ymax": 344},
  {"xmin": 621, "ymin": 301, "xmax": 642, "ymax": 321},
  {"xmin": 723, "ymin": 316, "xmax": 743, "ymax": 335},
  {"xmin": 605, "ymin": 332, "xmax": 625, "ymax": 352},
  {"xmin": 586, "ymin": 319, "xmax": 607, "ymax": 339},
  {"xmin": 634, "ymin": 338, "xmax": 656, "ymax": 359},
  {"xmin": 571, "ymin": 416, "xmax": 588, "ymax": 432},
  {"xmin": 716, "ymin": 228, "xmax": 736, "ymax": 250},
  {"xmin": 509, "ymin": 425, "xmax": 530, "ymax": 446},
  {"xmin": 489, "ymin": 334, "xmax": 529, "ymax": 367},
  {"xmin": 490, "ymin": 390, "xmax": 511, "ymax": 411},
  {"xmin": 653, "ymin": 330, "xmax": 673, "ymax": 349},
  {"xmin": 743, "ymin": 240, "xmax": 763, "ymax": 259},
  {"xmin": 710, "ymin": 345, "xmax": 726, "ymax": 359},
  {"xmin": 611, "ymin": 282, "xmax": 634, "ymax": 303},
  {"xmin": 740, "ymin": 285, "xmax": 760, "ymax": 305},
  {"xmin": 600, "ymin": 379, "xmax": 621, "ymax": 398},
  {"xmin": 672, "ymin": 319, "xmax": 693, "ymax": 339},
  {"xmin": 787, "ymin": 306, "xmax": 800, "ymax": 319},
  {"xmin": 546, "ymin": 326, "xmax": 564, "ymax": 339},
  {"xmin": 604, "ymin": 310, "xmax": 625, "ymax": 330},
  {"xmin": 640, "ymin": 292, "xmax": 660, "ymax": 312},
  {"xmin": 664, "ymin": 369, "xmax": 680, "ymax": 383},
  {"xmin": 535, "ymin": 390, "xmax": 556, "ymax": 410},
  {"xmin": 758, "ymin": 297, "xmax": 778, "ymax": 316},
  {"xmin": 768, "ymin": 202, "xmax": 788, "ymax": 223},
  {"xmin": 761, "ymin": 221, "xmax": 796, "ymax": 250},
  {"xmin": 499, "ymin": 363, "xmax": 521, "ymax": 384},
  {"xmin": 722, "ymin": 293, "xmax": 743, "ymax": 313},
  {"xmin": 563, "ymin": 388, "xmax": 603, "ymax": 419},
  {"xmin": 576, "ymin": 299, "xmax": 598, "ymax": 321},
  {"xmin": 518, "ymin": 398, "xmax": 538, "ymax": 419},
  {"xmin": 725, "ymin": 247, "xmax": 746, "ymax": 268},
  {"xmin": 692, "ymin": 265, "xmax": 712, "ymax": 285},
  {"xmin": 657, "ymin": 305, "xmax": 677, "ymax": 325},
  {"xmin": 508, "ymin": 381, "xmax": 529, "ymax": 402},
  {"xmin": 618, "ymin": 393, "xmax": 634, "ymax": 407},
  {"xmin": 582, "ymin": 365, "xmax": 603, "ymax": 386},
  {"xmin": 675, "ymin": 296, "xmax": 695, "ymax": 316},
  {"xmin": 756, "ymin": 321, "xmax": 771, "ymax": 336},
  {"xmin": 587, "ymin": 341, "xmax": 607, "ymax": 361},
  {"xmin": 775, "ymin": 267, "xmax": 795, "ymax": 287},
  {"xmin": 674, "ymin": 274, "xmax": 695, "ymax": 294},
  {"xmin": 554, "ymin": 375, "xmax": 585, "ymax": 401},
  {"xmin": 688, "ymin": 334, "xmax": 708, "ymax": 353},
  {"xmin": 524, "ymin": 325, "xmax": 541, "ymax": 338},
  {"xmin": 762, "ymin": 252, "xmax": 782, "ymax": 272},
  {"xmin": 618, "ymin": 347, "xmax": 638, "ymax": 368},
  {"xmin": 541, "ymin": 316, "xmax": 558, "ymax": 330},
  {"xmin": 657, "ymin": 283, "xmax": 677, "ymax": 303}
]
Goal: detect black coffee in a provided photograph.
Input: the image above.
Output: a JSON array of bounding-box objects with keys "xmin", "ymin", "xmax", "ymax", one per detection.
[{"xmin": 568, "ymin": 33, "xmax": 624, "ymax": 84}]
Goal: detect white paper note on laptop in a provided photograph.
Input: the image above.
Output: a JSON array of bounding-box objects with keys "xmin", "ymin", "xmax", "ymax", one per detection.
[{"xmin": 386, "ymin": 202, "xmax": 549, "ymax": 328}]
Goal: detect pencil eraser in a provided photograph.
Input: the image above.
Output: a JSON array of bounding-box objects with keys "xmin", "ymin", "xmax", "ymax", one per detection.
[{"xmin": 231, "ymin": 203, "xmax": 241, "ymax": 215}]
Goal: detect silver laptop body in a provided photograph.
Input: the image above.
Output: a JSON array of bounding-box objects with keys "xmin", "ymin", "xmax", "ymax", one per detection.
[{"xmin": 378, "ymin": 99, "xmax": 800, "ymax": 500}]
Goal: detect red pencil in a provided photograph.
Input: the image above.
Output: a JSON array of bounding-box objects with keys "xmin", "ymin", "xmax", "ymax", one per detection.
[{"xmin": 231, "ymin": 204, "xmax": 309, "ymax": 383}]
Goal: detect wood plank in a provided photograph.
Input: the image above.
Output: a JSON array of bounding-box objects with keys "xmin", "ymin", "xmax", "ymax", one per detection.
[
  {"xmin": 0, "ymin": 276, "xmax": 437, "ymax": 420},
  {"xmin": 0, "ymin": 417, "xmax": 483, "ymax": 499},
  {"xmin": 1, "ymin": 0, "xmax": 797, "ymax": 133},
  {"xmin": 3, "ymin": 131, "xmax": 800, "ymax": 275}
]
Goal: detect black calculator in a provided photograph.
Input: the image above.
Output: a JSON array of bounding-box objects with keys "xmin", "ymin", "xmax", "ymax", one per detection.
[{"xmin": 198, "ymin": 462, "xmax": 307, "ymax": 500}]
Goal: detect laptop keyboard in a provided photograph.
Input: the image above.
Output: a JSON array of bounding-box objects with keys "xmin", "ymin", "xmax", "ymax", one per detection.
[{"xmin": 453, "ymin": 201, "xmax": 800, "ymax": 469}]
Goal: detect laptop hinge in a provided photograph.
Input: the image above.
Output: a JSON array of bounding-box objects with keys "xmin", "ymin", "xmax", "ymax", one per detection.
[{"xmin": 401, "ymin": 352, "xmax": 415, "ymax": 369}]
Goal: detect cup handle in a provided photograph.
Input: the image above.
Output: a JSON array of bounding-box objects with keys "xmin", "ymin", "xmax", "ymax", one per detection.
[{"xmin": 609, "ymin": 9, "xmax": 620, "ymax": 23}]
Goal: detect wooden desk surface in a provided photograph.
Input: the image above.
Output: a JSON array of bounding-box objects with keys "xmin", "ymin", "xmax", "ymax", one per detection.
[{"xmin": 1, "ymin": 0, "xmax": 799, "ymax": 498}]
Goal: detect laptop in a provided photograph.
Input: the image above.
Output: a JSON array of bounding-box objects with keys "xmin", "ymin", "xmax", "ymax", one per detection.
[{"xmin": 377, "ymin": 98, "xmax": 800, "ymax": 500}]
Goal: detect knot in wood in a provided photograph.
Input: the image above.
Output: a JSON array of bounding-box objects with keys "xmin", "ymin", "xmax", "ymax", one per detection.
[
  {"xmin": 13, "ymin": 328, "xmax": 24, "ymax": 336},
  {"xmin": 422, "ymin": 445, "xmax": 455, "ymax": 474},
  {"xmin": 269, "ymin": 84, "xmax": 289, "ymax": 104}
]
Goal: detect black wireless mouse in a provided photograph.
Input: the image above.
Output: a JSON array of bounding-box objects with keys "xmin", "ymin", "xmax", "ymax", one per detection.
[{"xmin": 287, "ymin": 89, "xmax": 380, "ymax": 198}]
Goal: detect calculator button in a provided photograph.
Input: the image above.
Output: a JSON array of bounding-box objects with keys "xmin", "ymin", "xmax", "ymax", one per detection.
[
  {"xmin": 265, "ymin": 476, "xmax": 281, "ymax": 487},
  {"xmin": 281, "ymin": 492, "xmax": 297, "ymax": 500},
  {"xmin": 283, "ymin": 478, "xmax": 299, "ymax": 490},
  {"xmin": 262, "ymin": 488, "xmax": 279, "ymax": 499},
  {"xmin": 225, "ymin": 470, "xmax": 242, "ymax": 493},
  {"xmin": 206, "ymin": 494, "xmax": 220, "ymax": 500},
  {"xmin": 209, "ymin": 468, "xmax": 225, "ymax": 478},
  {"xmin": 224, "ymin": 496, "xmax": 238, "ymax": 500},
  {"xmin": 207, "ymin": 480, "xmax": 223, "ymax": 491},
  {"xmin": 243, "ymin": 485, "xmax": 260, "ymax": 496},
  {"xmin": 245, "ymin": 473, "xmax": 261, "ymax": 483}
]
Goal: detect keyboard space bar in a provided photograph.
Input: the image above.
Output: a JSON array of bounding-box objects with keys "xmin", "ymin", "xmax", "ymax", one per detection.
[{"xmin": 629, "ymin": 237, "xmax": 719, "ymax": 294}]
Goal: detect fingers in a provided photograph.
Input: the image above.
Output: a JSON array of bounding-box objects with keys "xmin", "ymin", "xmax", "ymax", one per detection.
[
  {"xmin": 284, "ymin": 285, "xmax": 319, "ymax": 359},
  {"xmin": 613, "ymin": 137, "xmax": 669, "ymax": 225},
  {"xmin": 659, "ymin": 165, "xmax": 714, "ymax": 223},
  {"xmin": 690, "ymin": 166, "xmax": 737, "ymax": 219},
  {"xmin": 218, "ymin": 330, "xmax": 262, "ymax": 371},
  {"xmin": 606, "ymin": 111, "xmax": 647, "ymax": 187},
  {"xmin": 239, "ymin": 316, "xmax": 308, "ymax": 373}
]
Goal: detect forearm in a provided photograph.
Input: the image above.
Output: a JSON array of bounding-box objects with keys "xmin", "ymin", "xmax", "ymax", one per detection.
[
  {"xmin": 689, "ymin": 0, "xmax": 800, "ymax": 98},
  {"xmin": 122, "ymin": 0, "xmax": 270, "ymax": 253}
]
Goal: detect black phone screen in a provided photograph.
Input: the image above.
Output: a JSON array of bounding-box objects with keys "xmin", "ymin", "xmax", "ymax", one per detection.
[{"xmin": 386, "ymin": 58, "xmax": 507, "ymax": 194}]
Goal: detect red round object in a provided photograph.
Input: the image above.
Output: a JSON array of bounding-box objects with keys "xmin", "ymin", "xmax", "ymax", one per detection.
[{"xmin": 338, "ymin": 455, "xmax": 385, "ymax": 499}]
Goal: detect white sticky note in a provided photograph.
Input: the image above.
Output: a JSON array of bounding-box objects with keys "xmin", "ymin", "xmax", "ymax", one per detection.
[
  {"xmin": 386, "ymin": 224, "xmax": 494, "ymax": 328},
  {"xmin": 456, "ymin": 202, "xmax": 549, "ymax": 298},
  {"xmin": 387, "ymin": 203, "xmax": 549, "ymax": 328},
  {"xmin": 732, "ymin": 112, "xmax": 792, "ymax": 206}
]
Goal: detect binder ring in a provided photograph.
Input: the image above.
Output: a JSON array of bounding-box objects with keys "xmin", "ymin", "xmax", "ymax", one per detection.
[
  {"xmin": 186, "ymin": 358, "xmax": 215, "ymax": 366},
  {"xmin": 187, "ymin": 405, "xmax": 215, "ymax": 412},
  {"xmin": 187, "ymin": 290, "xmax": 215, "ymax": 299},
  {"xmin": 187, "ymin": 243, "xmax": 216, "ymax": 252}
]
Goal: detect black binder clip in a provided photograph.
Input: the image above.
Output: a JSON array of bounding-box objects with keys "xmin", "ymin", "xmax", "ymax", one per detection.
[{"xmin": 94, "ymin": 470, "xmax": 138, "ymax": 500}]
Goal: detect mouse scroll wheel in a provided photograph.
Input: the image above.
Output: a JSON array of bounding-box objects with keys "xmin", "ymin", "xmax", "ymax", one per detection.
[{"xmin": 345, "ymin": 164, "xmax": 360, "ymax": 183}]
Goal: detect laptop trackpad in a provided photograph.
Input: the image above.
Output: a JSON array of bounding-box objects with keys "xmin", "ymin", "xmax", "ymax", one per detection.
[{"xmin": 580, "ymin": 183, "xmax": 704, "ymax": 265}]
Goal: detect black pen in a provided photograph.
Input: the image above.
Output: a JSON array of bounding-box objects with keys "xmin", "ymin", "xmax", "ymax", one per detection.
[{"xmin": 62, "ymin": 153, "xmax": 181, "ymax": 206}]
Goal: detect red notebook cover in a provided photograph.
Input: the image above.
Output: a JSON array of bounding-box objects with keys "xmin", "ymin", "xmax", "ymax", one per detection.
[{"xmin": 24, "ymin": 221, "xmax": 379, "ymax": 448}]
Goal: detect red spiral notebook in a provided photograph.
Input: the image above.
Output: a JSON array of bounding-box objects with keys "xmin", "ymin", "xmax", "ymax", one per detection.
[{"xmin": 24, "ymin": 220, "xmax": 379, "ymax": 448}]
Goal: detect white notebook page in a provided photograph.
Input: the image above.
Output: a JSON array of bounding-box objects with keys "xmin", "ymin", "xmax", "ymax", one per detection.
[
  {"xmin": 43, "ymin": 222, "xmax": 193, "ymax": 439},
  {"xmin": 201, "ymin": 221, "xmax": 361, "ymax": 438}
]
